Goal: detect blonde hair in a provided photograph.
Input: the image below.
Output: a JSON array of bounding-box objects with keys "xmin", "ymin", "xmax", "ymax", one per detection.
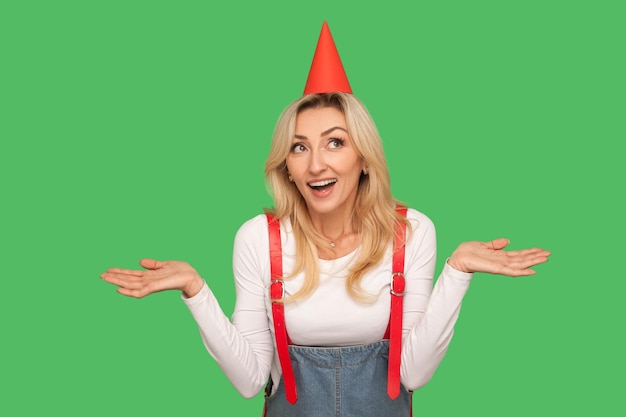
[{"xmin": 265, "ymin": 92, "xmax": 410, "ymax": 302}]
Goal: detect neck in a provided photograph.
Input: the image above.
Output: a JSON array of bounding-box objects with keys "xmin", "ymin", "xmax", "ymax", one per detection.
[
  {"xmin": 311, "ymin": 217, "xmax": 357, "ymax": 248},
  {"xmin": 308, "ymin": 202, "xmax": 358, "ymax": 248}
]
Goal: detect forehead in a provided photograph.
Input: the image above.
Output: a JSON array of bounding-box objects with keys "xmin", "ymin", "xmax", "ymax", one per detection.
[{"xmin": 295, "ymin": 107, "xmax": 347, "ymax": 134}]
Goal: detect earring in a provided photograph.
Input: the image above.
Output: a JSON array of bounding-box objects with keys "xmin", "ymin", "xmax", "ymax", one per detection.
[
  {"xmin": 362, "ymin": 168, "xmax": 368, "ymax": 175},
  {"xmin": 288, "ymin": 175, "xmax": 294, "ymax": 182}
]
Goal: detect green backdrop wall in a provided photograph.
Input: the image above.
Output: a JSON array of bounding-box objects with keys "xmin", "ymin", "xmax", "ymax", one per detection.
[{"xmin": 1, "ymin": 0, "xmax": 624, "ymax": 415}]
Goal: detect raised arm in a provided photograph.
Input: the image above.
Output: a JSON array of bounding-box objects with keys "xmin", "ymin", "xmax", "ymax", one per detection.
[
  {"xmin": 400, "ymin": 210, "xmax": 550, "ymax": 391},
  {"xmin": 100, "ymin": 216, "xmax": 276, "ymax": 398}
]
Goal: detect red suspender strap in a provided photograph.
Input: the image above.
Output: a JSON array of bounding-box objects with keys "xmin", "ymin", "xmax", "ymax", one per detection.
[
  {"xmin": 266, "ymin": 213, "xmax": 298, "ymax": 405},
  {"xmin": 388, "ymin": 205, "xmax": 408, "ymax": 399}
]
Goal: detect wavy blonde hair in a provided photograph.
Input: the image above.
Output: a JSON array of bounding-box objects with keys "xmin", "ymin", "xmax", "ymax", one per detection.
[{"xmin": 265, "ymin": 92, "xmax": 410, "ymax": 302}]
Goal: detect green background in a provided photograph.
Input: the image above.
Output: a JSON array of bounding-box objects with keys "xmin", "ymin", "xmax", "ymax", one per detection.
[{"xmin": 1, "ymin": 0, "xmax": 624, "ymax": 415}]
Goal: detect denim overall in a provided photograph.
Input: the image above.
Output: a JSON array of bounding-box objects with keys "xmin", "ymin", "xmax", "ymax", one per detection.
[
  {"xmin": 264, "ymin": 209, "xmax": 412, "ymax": 417},
  {"xmin": 263, "ymin": 341, "xmax": 413, "ymax": 417}
]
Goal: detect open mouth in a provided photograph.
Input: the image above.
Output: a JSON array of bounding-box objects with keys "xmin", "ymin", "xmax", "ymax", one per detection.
[{"xmin": 308, "ymin": 178, "xmax": 337, "ymax": 192}]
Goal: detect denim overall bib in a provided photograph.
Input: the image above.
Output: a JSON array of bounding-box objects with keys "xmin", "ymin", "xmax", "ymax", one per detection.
[
  {"xmin": 264, "ymin": 341, "xmax": 413, "ymax": 417},
  {"xmin": 264, "ymin": 208, "xmax": 412, "ymax": 417}
]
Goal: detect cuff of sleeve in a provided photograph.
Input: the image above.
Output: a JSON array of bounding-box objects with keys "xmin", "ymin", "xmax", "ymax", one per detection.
[
  {"xmin": 181, "ymin": 280, "xmax": 209, "ymax": 305},
  {"xmin": 443, "ymin": 259, "xmax": 474, "ymax": 285}
]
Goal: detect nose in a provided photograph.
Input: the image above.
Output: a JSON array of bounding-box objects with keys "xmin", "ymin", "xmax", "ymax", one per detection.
[{"xmin": 308, "ymin": 149, "xmax": 327, "ymax": 174}]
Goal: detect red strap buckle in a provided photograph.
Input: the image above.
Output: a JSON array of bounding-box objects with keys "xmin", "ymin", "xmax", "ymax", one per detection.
[
  {"xmin": 270, "ymin": 279, "xmax": 285, "ymax": 302},
  {"xmin": 390, "ymin": 272, "xmax": 405, "ymax": 296}
]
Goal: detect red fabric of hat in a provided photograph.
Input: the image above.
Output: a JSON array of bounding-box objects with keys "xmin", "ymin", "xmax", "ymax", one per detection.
[{"xmin": 303, "ymin": 21, "xmax": 352, "ymax": 95}]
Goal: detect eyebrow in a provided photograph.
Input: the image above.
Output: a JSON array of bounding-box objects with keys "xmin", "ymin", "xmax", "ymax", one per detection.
[{"xmin": 294, "ymin": 126, "xmax": 348, "ymax": 140}]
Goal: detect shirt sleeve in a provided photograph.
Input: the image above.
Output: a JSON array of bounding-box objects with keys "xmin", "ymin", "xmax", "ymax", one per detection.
[
  {"xmin": 400, "ymin": 211, "xmax": 473, "ymax": 390},
  {"xmin": 182, "ymin": 215, "xmax": 274, "ymax": 399}
]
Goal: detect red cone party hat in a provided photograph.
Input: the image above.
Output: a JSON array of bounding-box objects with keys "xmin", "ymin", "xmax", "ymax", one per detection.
[{"xmin": 303, "ymin": 21, "xmax": 352, "ymax": 95}]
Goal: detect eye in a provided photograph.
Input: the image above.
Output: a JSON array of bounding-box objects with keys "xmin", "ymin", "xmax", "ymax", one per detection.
[
  {"xmin": 290, "ymin": 142, "xmax": 307, "ymax": 153},
  {"xmin": 328, "ymin": 138, "xmax": 345, "ymax": 149}
]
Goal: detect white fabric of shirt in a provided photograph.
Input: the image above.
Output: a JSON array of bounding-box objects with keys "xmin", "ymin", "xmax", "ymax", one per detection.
[{"xmin": 183, "ymin": 208, "xmax": 473, "ymax": 398}]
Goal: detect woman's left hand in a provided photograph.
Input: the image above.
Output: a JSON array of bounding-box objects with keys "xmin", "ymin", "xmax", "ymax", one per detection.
[{"xmin": 447, "ymin": 238, "xmax": 551, "ymax": 276}]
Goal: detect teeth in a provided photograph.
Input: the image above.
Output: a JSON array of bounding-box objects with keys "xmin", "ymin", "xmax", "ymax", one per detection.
[{"xmin": 309, "ymin": 179, "xmax": 337, "ymax": 187}]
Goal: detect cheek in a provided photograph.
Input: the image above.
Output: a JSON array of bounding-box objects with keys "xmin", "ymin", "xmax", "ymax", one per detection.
[
  {"xmin": 340, "ymin": 156, "xmax": 364, "ymax": 175},
  {"xmin": 285, "ymin": 157, "xmax": 295, "ymax": 173},
  {"xmin": 286, "ymin": 156, "xmax": 307, "ymax": 176}
]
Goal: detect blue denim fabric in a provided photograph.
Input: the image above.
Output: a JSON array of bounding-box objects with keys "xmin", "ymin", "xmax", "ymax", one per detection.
[{"xmin": 264, "ymin": 340, "xmax": 412, "ymax": 417}]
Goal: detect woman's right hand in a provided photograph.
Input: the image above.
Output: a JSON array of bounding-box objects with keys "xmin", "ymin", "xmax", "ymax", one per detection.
[{"xmin": 100, "ymin": 259, "xmax": 204, "ymax": 299}]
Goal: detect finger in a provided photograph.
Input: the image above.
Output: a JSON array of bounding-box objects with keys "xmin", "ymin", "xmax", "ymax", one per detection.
[
  {"xmin": 101, "ymin": 272, "xmax": 148, "ymax": 290},
  {"xmin": 505, "ymin": 249, "xmax": 550, "ymax": 261},
  {"xmin": 105, "ymin": 267, "xmax": 144, "ymax": 276},
  {"xmin": 117, "ymin": 281, "xmax": 165, "ymax": 298},
  {"xmin": 488, "ymin": 238, "xmax": 510, "ymax": 251},
  {"xmin": 139, "ymin": 258, "xmax": 166, "ymax": 270},
  {"xmin": 520, "ymin": 254, "xmax": 550, "ymax": 269},
  {"xmin": 101, "ymin": 271, "xmax": 140, "ymax": 282},
  {"xmin": 497, "ymin": 254, "xmax": 550, "ymax": 276},
  {"xmin": 117, "ymin": 287, "xmax": 147, "ymax": 299},
  {"xmin": 500, "ymin": 267, "xmax": 537, "ymax": 277},
  {"xmin": 505, "ymin": 248, "xmax": 551, "ymax": 258}
]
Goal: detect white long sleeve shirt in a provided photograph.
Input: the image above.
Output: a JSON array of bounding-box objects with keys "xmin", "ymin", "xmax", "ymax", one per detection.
[{"xmin": 183, "ymin": 208, "xmax": 473, "ymax": 398}]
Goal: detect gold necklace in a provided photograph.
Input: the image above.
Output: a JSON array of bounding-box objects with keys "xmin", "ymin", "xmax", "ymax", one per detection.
[{"xmin": 327, "ymin": 231, "xmax": 355, "ymax": 248}]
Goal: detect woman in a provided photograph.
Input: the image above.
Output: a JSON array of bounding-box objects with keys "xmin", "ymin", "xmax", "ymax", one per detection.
[{"xmin": 101, "ymin": 22, "xmax": 550, "ymax": 417}]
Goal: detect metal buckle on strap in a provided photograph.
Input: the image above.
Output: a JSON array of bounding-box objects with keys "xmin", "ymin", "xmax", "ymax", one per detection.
[
  {"xmin": 390, "ymin": 272, "xmax": 405, "ymax": 296},
  {"xmin": 270, "ymin": 279, "xmax": 285, "ymax": 302}
]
